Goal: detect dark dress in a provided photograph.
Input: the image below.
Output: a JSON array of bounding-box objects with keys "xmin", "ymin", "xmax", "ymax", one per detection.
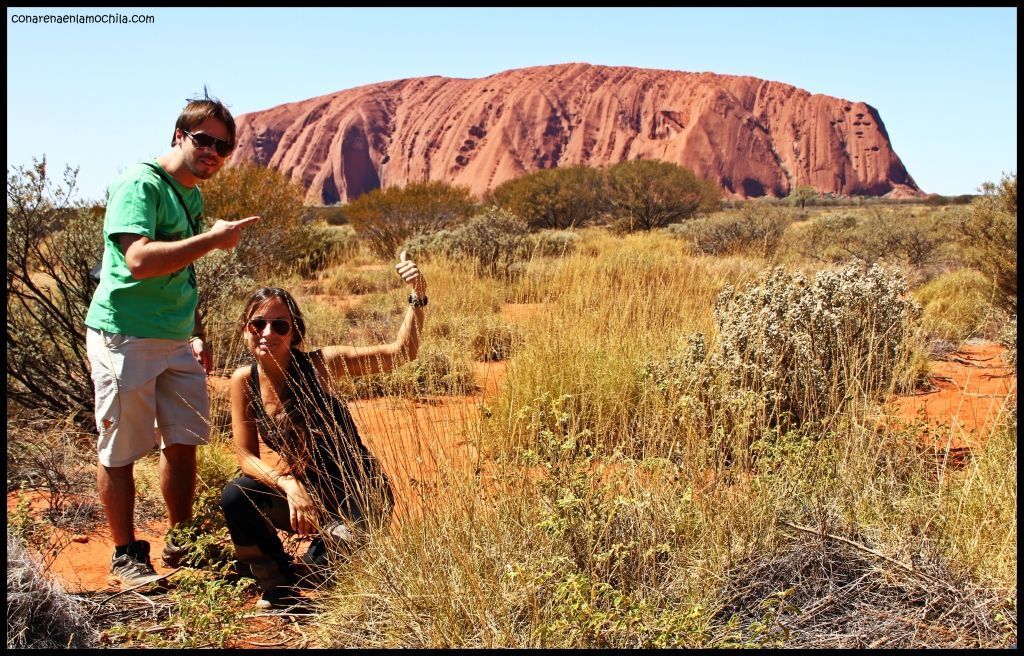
[{"xmin": 220, "ymin": 349, "xmax": 393, "ymax": 567}]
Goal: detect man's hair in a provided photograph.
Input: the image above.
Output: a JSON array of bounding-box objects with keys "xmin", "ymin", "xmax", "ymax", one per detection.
[{"xmin": 172, "ymin": 92, "xmax": 236, "ymax": 148}]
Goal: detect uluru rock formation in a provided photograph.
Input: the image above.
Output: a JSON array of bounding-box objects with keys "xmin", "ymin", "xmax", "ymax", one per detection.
[{"xmin": 229, "ymin": 63, "xmax": 923, "ymax": 205}]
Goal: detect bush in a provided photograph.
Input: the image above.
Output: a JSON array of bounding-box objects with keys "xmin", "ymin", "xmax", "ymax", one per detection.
[
  {"xmin": 787, "ymin": 211, "xmax": 860, "ymax": 262},
  {"xmin": 201, "ymin": 162, "xmax": 312, "ymax": 278},
  {"xmin": 302, "ymin": 204, "xmax": 350, "ymax": 225},
  {"xmin": 712, "ymin": 262, "xmax": 921, "ymax": 428},
  {"xmin": 292, "ymin": 223, "xmax": 361, "ymax": 277},
  {"xmin": 790, "ymin": 208, "xmax": 950, "ymax": 271},
  {"xmin": 788, "ymin": 185, "xmax": 819, "ymax": 209},
  {"xmin": 345, "ymin": 180, "xmax": 478, "ymax": 258},
  {"xmin": 679, "ymin": 204, "xmax": 791, "ymax": 258},
  {"xmin": 403, "ymin": 207, "xmax": 534, "ymax": 278},
  {"xmin": 485, "ymin": 165, "xmax": 605, "ymax": 230},
  {"xmin": 6, "ymin": 158, "xmax": 100, "ymax": 427},
  {"xmin": 531, "ymin": 229, "xmax": 581, "ymax": 258},
  {"xmin": 604, "ymin": 160, "xmax": 721, "ymax": 232},
  {"xmin": 956, "ymin": 173, "xmax": 1016, "ymax": 313},
  {"xmin": 470, "ymin": 316, "xmax": 525, "ymax": 362},
  {"xmin": 855, "ymin": 208, "xmax": 949, "ymax": 268}
]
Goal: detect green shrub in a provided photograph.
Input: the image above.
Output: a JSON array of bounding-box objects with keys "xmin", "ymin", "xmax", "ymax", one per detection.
[
  {"xmin": 787, "ymin": 211, "xmax": 860, "ymax": 262},
  {"xmin": 293, "ymin": 223, "xmax": 361, "ymax": 277},
  {"xmin": 344, "ymin": 180, "xmax": 478, "ymax": 258},
  {"xmin": 955, "ymin": 173, "xmax": 1016, "ymax": 313},
  {"xmin": 853, "ymin": 208, "xmax": 950, "ymax": 268},
  {"xmin": 604, "ymin": 160, "xmax": 721, "ymax": 232},
  {"xmin": 470, "ymin": 316, "xmax": 525, "ymax": 362},
  {"xmin": 789, "ymin": 208, "xmax": 950, "ymax": 273},
  {"xmin": 531, "ymin": 229, "xmax": 580, "ymax": 258},
  {"xmin": 485, "ymin": 165, "xmax": 605, "ymax": 229},
  {"xmin": 302, "ymin": 204, "xmax": 350, "ymax": 225},
  {"xmin": 320, "ymin": 264, "xmax": 403, "ymax": 297},
  {"xmin": 352, "ymin": 344, "xmax": 477, "ymax": 398},
  {"xmin": 788, "ymin": 185, "xmax": 819, "ymax": 209}
]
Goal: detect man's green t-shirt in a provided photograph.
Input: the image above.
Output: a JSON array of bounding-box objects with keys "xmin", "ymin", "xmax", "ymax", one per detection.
[{"xmin": 85, "ymin": 161, "xmax": 204, "ymax": 340}]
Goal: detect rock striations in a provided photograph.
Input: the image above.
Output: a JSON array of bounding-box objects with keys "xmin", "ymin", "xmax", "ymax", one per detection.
[{"xmin": 230, "ymin": 63, "xmax": 923, "ymax": 204}]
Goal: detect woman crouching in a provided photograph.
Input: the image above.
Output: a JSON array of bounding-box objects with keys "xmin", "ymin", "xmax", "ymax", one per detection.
[{"xmin": 220, "ymin": 252, "xmax": 426, "ymax": 609}]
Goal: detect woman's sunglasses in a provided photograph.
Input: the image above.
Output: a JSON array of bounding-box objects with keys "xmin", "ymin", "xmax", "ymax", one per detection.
[
  {"xmin": 247, "ymin": 318, "xmax": 291, "ymax": 336},
  {"xmin": 182, "ymin": 129, "xmax": 233, "ymax": 157}
]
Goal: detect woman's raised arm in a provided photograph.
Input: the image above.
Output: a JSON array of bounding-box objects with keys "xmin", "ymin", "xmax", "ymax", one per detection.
[{"xmin": 320, "ymin": 251, "xmax": 428, "ymax": 380}]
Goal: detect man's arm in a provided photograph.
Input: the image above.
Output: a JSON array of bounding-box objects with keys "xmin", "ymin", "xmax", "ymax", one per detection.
[{"xmin": 118, "ymin": 215, "xmax": 259, "ymax": 280}]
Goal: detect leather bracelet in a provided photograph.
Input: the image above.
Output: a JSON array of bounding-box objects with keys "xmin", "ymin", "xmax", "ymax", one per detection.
[{"xmin": 408, "ymin": 294, "xmax": 429, "ymax": 307}]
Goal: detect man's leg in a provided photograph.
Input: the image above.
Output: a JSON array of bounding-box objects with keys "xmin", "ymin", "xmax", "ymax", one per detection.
[
  {"xmin": 160, "ymin": 443, "xmax": 197, "ymax": 529},
  {"xmin": 97, "ymin": 461, "xmax": 135, "ymax": 547}
]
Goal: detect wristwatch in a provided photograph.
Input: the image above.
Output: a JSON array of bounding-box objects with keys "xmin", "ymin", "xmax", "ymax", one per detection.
[{"xmin": 408, "ymin": 293, "xmax": 429, "ymax": 307}]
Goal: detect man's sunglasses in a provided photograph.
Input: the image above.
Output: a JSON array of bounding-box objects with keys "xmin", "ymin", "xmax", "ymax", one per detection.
[
  {"xmin": 182, "ymin": 129, "xmax": 233, "ymax": 157},
  {"xmin": 247, "ymin": 318, "xmax": 291, "ymax": 336}
]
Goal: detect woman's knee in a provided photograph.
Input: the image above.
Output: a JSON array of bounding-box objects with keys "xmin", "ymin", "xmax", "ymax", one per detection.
[{"xmin": 221, "ymin": 477, "xmax": 258, "ymax": 515}]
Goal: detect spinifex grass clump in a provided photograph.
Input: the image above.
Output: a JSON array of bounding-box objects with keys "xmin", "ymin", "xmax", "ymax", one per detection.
[
  {"xmin": 713, "ymin": 262, "xmax": 921, "ymax": 431},
  {"xmin": 7, "ymin": 532, "xmax": 98, "ymax": 649}
]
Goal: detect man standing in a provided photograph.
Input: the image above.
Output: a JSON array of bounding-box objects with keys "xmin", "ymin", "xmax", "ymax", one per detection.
[{"xmin": 85, "ymin": 94, "xmax": 259, "ymax": 587}]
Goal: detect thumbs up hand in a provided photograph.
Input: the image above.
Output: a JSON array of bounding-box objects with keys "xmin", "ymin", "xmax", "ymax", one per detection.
[{"xmin": 395, "ymin": 250, "xmax": 426, "ymax": 297}]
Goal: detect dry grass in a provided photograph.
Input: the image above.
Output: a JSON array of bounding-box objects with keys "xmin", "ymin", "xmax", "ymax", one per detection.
[
  {"xmin": 7, "ymin": 532, "xmax": 98, "ymax": 648},
  {"xmin": 6, "ymin": 204, "xmax": 1016, "ymax": 648}
]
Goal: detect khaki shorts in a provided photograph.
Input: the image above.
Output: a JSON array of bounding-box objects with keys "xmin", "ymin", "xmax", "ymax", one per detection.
[{"xmin": 86, "ymin": 328, "xmax": 210, "ymax": 467}]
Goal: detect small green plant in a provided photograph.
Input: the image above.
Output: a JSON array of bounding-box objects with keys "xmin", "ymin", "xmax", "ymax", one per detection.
[
  {"xmin": 789, "ymin": 185, "xmax": 819, "ymax": 210},
  {"xmin": 913, "ymin": 268, "xmax": 1001, "ymax": 343},
  {"xmin": 403, "ymin": 207, "xmax": 532, "ymax": 279},
  {"xmin": 105, "ymin": 571, "xmax": 252, "ymax": 648},
  {"xmin": 293, "ymin": 223, "xmax": 361, "ymax": 277},
  {"xmin": 470, "ymin": 316, "xmax": 525, "ymax": 362}
]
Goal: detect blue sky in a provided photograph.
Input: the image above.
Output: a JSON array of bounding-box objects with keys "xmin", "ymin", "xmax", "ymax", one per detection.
[{"xmin": 6, "ymin": 7, "xmax": 1017, "ymax": 202}]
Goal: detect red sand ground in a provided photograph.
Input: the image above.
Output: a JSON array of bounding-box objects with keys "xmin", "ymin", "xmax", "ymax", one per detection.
[
  {"xmin": 8, "ymin": 336, "xmax": 1015, "ymax": 646},
  {"xmin": 887, "ymin": 340, "xmax": 1016, "ymax": 466}
]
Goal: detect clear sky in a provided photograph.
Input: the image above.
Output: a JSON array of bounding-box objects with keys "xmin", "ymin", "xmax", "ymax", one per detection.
[{"xmin": 6, "ymin": 7, "xmax": 1017, "ymax": 203}]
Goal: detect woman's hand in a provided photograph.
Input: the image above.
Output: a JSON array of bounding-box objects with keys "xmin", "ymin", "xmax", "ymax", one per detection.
[
  {"xmin": 396, "ymin": 250, "xmax": 426, "ymax": 298},
  {"xmin": 279, "ymin": 475, "xmax": 318, "ymax": 535}
]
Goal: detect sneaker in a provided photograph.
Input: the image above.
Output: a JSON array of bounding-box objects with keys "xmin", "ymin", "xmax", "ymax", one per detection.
[
  {"xmin": 109, "ymin": 540, "xmax": 162, "ymax": 588},
  {"xmin": 254, "ymin": 585, "xmax": 309, "ymax": 612},
  {"xmin": 161, "ymin": 534, "xmax": 189, "ymax": 568}
]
